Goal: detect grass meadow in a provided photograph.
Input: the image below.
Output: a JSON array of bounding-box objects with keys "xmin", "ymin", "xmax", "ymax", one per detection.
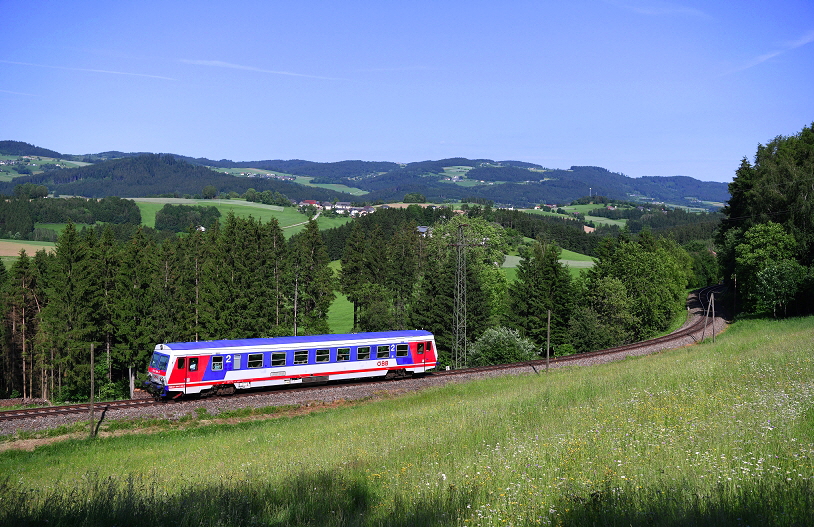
[
  {"xmin": 292, "ymin": 176, "xmax": 369, "ymax": 196},
  {"xmin": 2, "ymin": 316, "xmax": 813, "ymax": 526},
  {"xmin": 502, "ymin": 249, "xmax": 593, "ymax": 282}
]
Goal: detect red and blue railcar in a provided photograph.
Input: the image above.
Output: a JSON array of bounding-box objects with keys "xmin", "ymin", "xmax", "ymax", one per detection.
[{"xmin": 144, "ymin": 330, "xmax": 437, "ymax": 399}]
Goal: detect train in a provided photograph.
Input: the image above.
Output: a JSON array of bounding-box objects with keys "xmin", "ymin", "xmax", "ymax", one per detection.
[{"xmin": 143, "ymin": 330, "xmax": 438, "ymax": 399}]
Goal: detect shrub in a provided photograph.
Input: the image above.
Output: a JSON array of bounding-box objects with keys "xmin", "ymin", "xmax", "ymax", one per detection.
[{"xmin": 467, "ymin": 326, "xmax": 538, "ymax": 367}]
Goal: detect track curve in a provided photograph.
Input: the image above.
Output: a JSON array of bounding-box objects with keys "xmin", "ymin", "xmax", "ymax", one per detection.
[{"xmin": 0, "ymin": 286, "xmax": 726, "ymax": 425}]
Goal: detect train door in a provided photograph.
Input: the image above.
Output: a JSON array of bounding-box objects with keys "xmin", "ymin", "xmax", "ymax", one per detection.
[
  {"xmin": 416, "ymin": 341, "xmax": 427, "ymax": 367},
  {"xmin": 186, "ymin": 357, "xmax": 201, "ymax": 393},
  {"xmin": 414, "ymin": 341, "xmax": 435, "ymax": 370},
  {"xmin": 168, "ymin": 356, "xmax": 188, "ymax": 395}
]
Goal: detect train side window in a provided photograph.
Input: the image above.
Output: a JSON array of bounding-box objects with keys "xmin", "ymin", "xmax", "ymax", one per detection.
[
  {"xmin": 271, "ymin": 352, "xmax": 286, "ymax": 367},
  {"xmin": 357, "ymin": 346, "xmax": 370, "ymax": 360},
  {"xmin": 294, "ymin": 350, "xmax": 308, "ymax": 365},
  {"xmin": 426, "ymin": 342, "xmax": 433, "ymax": 352},
  {"xmin": 177, "ymin": 357, "xmax": 186, "ymax": 369},
  {"xmin": 189, "ymin": 358, "xmax": 198, "ymax": 371},
  {"xmin": 337, "ymin": 348, "xmax": 350, "ymax": 361},
  {"xmin": 377, "ymin": 345, "xmax": 390, "ymax": 359},
  {"xmin": 396, "ymin": 344, "xmax": 409, "ymax": 357},
  {"xmin": 212, "ymin": 356, "xmax": 223, "ymax": 371},
  {"xmin": 247, "ymin": 353, "xmax": 263, "ymax": 368},
  {"xmin": 234, "ymin": 354, "xmax": 241, "ymax": 369},
  {"xmin": 316, "ymin": 349, "xmax": 330, "ymax": 362},
  {"xmin": 417, "ymin": 342, "xmax": 425, "ymax": 354}
]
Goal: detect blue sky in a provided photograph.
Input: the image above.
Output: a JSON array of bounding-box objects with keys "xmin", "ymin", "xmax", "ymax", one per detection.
[{"xmin": 2, "ymin": 0, "xmax": 812, "ymax": 183}]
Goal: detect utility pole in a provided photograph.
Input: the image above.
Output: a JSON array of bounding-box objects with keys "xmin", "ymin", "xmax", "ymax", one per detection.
[
  {"xmin": 89, "ymin": 343, "xmax": 95, "ymax": 439},
  {"xmin": 546, "ymin": 309, "xmax": 551, "ymax": 372},
  {"xmin": 711, "ymin": 293, "xmax": 716, "ymax": 343}
]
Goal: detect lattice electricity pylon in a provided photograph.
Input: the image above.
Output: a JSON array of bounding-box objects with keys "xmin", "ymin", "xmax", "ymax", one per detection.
[
  {"xmin": 449, "ymin": 223, "xmax": 487, "ymax": 369},
  {"xmin": 453, "ymin": 224, "xmax": 467, "ymax": 369}
]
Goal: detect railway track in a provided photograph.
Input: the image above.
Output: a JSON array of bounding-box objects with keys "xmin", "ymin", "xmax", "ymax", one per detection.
[
  {"xmin": 433, "ymin": 284, "xmax": 724, "ymax": 378},
  {"xmin": 0, "ymin": 398, "xmax": 163, "ymax": 422},
  {"xmin": 0, "ymin": 285, "xmax": 725, "ymax": 423}
]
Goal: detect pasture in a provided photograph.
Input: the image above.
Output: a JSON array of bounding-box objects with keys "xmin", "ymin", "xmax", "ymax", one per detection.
[
  {"xmin": 131, "ymin": 198, "xmax": 351, "ymax": 237},
  {"xmin": 292, "ymin": 176, "xmax": 369, "ymax": 196},
  {"xmin": 2, "ymin": 316, "xmax": 812, "ymax": 526},
  {"xmin": 501, "ymin": 248, "xmax": 593, "ymax": 281},
  {"xmin": 525, "ymin": 206, "xmax": 628, "ymax": 228}
]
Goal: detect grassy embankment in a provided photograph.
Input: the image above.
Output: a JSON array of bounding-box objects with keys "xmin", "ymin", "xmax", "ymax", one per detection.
[{"xmin": 2, "ymin": 316, "xmax": 812, "ymax": 526}]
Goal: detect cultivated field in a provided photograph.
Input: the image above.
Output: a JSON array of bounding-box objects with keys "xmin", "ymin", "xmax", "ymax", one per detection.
[
  {"xmin": 2, "ymin": 316, "xmax": 812, "ymax": 526},
  {"xmin": 0, "ymin": 240, "xmax": 55, "ymax": 268}
]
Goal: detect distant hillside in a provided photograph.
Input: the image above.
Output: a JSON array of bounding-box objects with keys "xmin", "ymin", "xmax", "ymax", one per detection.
[
  {"xmin": 0, "ymin": 140, "xmax": 63, "ymax": 159},
  {"xmin": 0, "ymin": 142, "xmax": 730, "ymax": 208},
  {"xmin": 0, "ymin": 154, "xmax": 352, "ymax": 201}
]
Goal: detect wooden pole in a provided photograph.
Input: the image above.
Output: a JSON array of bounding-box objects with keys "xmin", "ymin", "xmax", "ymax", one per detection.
[
  {"xmin": 702, "ymin": 293, "xmax": 711, "ymax": 342},
  {"xmin": 89, "ymin": 343, "xmax": 95, "ymax": 439},
  {"xmin": 711, "ymin": 293, "xmax": 715, "ymax": 343},
  {"xmin": 546, "ymin": 310, "xmax": 551, "ymax": 372}
]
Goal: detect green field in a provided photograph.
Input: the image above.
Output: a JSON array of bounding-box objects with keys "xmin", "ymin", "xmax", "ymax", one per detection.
[
  {"xmin": 524, "ymin": 206, "xmax": 628, "ymax": 228},
  {"xmin": 2, "ymin": 316, "xmax": 812, "ymax": 526},
  {"xmin": 292, "ymin": 176, "xmax": 369, "ymax": 196},
  {"xmin": 502, "ymin": 248, "xmax": 594, "ymax": 280},
  {"xmin": 131, "ymin": 198, "xmax": 351, "ymax": 238}
]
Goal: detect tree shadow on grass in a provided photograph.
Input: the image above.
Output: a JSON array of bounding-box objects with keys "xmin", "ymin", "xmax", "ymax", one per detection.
[
  {"xmin": 0, "ymin": 468, "xmax": 476, "ymax": 527},
  {"xmin": 553, "ymin": 478, "xmax": 814, "ymax": 527}
]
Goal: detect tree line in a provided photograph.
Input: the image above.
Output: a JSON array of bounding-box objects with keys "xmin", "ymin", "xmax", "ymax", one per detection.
[
  {"xmin": 337, "ymin": 213, "xmax": 696, "ymax": 369},
  {"xmin": 717, "ymin": 122, "xmax": 814, "ymax": 317},
  {"xmin": 1, "ymin": 201, "xmax": 713, "ymax": 402},
  {"xmin": 0, "ymin": 215, "xmax": 333, "ymax": 401},
  {"xmin": 0, "ymin": 195, "xmax": 141, "ymax": 241}
]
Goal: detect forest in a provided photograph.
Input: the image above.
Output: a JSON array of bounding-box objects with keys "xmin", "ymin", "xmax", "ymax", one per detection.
[
  {"xmin": 0, "ymin": 154, "xmax": 350, "ymax": 203},
  {"xmin": 0, "ymin": 201, "xmax": 710, "ymax": 402},
  {"xmin": 716, "ymin": 122, "xmax": 814, "ymax": 317},
  {"xmin": 8, "ymin": 121, "xmax": 811, "ymax": 403}
]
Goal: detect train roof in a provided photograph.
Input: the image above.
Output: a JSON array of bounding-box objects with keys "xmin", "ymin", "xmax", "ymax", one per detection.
[{"xmin": 156, "ymin": 330, "xmax": 434, "ymax": 352}]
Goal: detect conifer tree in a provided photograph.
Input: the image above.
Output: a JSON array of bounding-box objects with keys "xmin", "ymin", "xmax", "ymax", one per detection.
[
  {"xmin": 4, "ymin": 251, "xmax": 44, "ymax": 398},
  {"xmin": 288, "ymin": 219, "xmax": 334, "ymax": 335},
  {"xmin": 38, "ymin": 222, "xmax": 99, "ymax": 399},
  {"xmin": 87, "ymin": 226, "xmax": 121, "ymax": 385},
  {"xmin": 410, "ymin": 250, "xmax": 489, "ymax": 365},
  {"xmin": 340, "ymin": 222, "xmax": 374, "ymax": 328},
  {"xmin": 112, "ymin": 228, "xmax": 158, "ymax": 394},
  {"xmin": 504, "ymin": 240, "xmax": 573, "ymax": 348}
]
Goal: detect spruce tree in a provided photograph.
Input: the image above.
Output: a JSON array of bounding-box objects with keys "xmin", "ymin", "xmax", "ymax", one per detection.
[
  {"xmin": 288, "ymin": 219, "xmax": 334, "ymax": 335},
  {"xmin": 505, "ymin": 240, "xmax": 573, "ymax": 348},
  {"xmin": 112, "ymin": 228, "xmax": 158, "ymax": 394},
  {"xmin": 39, "ymin": 222, "xmax": 97, "ymax": 399}
]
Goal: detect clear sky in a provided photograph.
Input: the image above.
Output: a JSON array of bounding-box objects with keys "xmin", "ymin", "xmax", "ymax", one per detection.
[{"xmin": 1, "ymin": 0, "xmax": 812, "ymax": 183}]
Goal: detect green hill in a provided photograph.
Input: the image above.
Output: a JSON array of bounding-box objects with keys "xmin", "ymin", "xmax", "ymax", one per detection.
[
  {"xmin": 1, "ymin": 154, "xmax": 353, "ymax": 202},
  {"xmin": 0, "ymin": 141, "xmax": 729, "ymax": 209}
]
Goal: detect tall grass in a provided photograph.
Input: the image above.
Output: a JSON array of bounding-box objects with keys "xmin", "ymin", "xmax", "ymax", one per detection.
[{"xmin": 2, "ymin": 317, "xmax": 812, "ymax": 526}]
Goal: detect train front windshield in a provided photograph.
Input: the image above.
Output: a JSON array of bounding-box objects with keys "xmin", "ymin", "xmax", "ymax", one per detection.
[{"xmin": 149, "ymin": 352, "xmax": 170, "ymax": 372}]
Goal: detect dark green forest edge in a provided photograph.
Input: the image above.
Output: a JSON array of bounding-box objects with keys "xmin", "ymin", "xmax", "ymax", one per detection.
[{"xmin": 0, "ymin": 123, "xmax": 812, "ymax": 401}]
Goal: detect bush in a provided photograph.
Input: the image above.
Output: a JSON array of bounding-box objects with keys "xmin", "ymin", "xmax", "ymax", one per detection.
[{"xmin": 467, "ymin": 326, "xmax": 538, "ymax": 367}]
